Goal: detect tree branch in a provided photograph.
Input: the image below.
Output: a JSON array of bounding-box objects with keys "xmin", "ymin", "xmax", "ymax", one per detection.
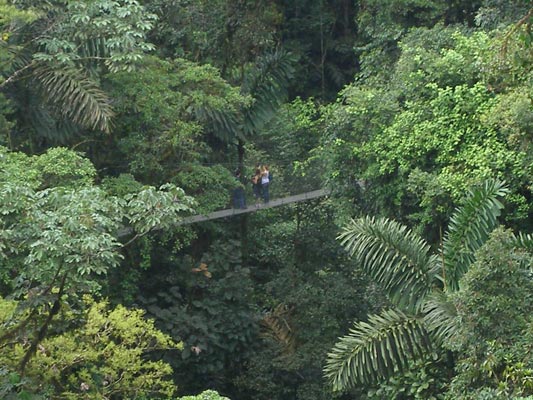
[
  {"xmin": 19, "ymin": 272, "xmax": 68, "ymax": 375},
  {"xmin": 501, "ymin": 7, "xmax": 533, "ymax": 56},
  {"xmin": 0, "ymin": 61, "xmax": 35, "ymax": 89}
]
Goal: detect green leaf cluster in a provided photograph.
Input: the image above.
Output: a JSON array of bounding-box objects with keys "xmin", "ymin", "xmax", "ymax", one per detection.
[
  {"xmin": 321, "ymin": 26, "xmax": 532, "ymax": 230},
  {"xmin": 445, "ymin": 228, "xmax": 533, "ymax": 399},
  {"xmin": 137, "ymin": 239, "xmax": 256, "ymax": 392},
  {"xmin": 0, "ymin": 0, "xmax": 39, "ymax": 26},
  {"xmin": 234, "ymin": 201, "xmax": 376, "ymax": 400},
  {"xmin": 324, "ymin": 180, "xmax": 521, "ymax": 393},
  {"xmin": 0, "ymin": 146, "xmax": 195, "ymax": 392},
  {"xmin": 0, "ymin": 146, "xmax": 96, "ymax": 189},
  {"xmin": 178, "ymin": 389, "xmax": 230, "ymax": 400},
  {"xmin": 106, "ymin": 56, "xmax": 250, "ymax": 182},
  {"xmin": 32, "ymin": 0, "xmax": 157, "ymax": 72},
  {"xmin": 1, "ymin": 0, "xmax": 159, "ymax": 144},
  {"xmin": 0, "ymin": 295, "xmax": 182, "ymax": 399}
]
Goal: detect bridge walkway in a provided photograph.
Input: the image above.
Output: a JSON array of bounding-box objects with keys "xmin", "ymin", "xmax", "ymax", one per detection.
[{"xmin": 179, "ymin": 188, "xmax": 329, "ymax": 225}]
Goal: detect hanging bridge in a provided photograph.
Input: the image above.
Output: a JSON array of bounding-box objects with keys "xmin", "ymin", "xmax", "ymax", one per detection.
[
  {"xmin": 179, "ymin": 188, "xmax": 329, "ymax": 225},
  {"xmin": 118, "ymin": 188, "xmax": 329, "ymax": 238}
]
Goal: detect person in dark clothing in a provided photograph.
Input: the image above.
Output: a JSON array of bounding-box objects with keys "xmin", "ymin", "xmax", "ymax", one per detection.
[
  {"xmin": 251, "ymin": 167, "xmax": 262, "ymax": 205},
  {"xmin": 232, "ymin": 169, "xmax": 247, "ymax": 209}
]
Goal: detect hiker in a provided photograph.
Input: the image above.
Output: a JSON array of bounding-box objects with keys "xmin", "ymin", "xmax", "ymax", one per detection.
[
  {"xmin": 251, "ymin": 167, "xmax": 262, "ymax": 204},
  {"xmin": 232, "ymin": 169, "xmax": 247, "ymax": 209},
  {"xmin": 261, "ymin": 164, "xmax": 270, "ymax": 204}
]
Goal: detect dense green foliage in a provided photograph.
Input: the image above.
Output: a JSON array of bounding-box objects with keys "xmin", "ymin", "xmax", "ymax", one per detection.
[
  {"xmin": 320, "ymin": 25, "xmax": 532, "ymax": 234},
  {"xmin": 1, "ymin": 0, "xmax": 532, "ymax": 398},
  {"xmin": 324, "ymin": 180, "xmax": 511, "ymax": 388},
  {"xmin": 0, "ymin": 296, "xmax": 182, "ymax": 399},
  {"xmin": 444, "ymin": 228, "xmax": 533, "ymax": 399}
]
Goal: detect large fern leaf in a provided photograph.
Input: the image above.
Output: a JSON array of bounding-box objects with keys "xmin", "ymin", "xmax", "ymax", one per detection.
[
  {"xmin": 193, "ymin": 104, "xmax": 242, "ymax": 143},
  {"xmin": 324, "ymin": 309, "xmax": 431, "ymax": 390},
  {"xmin": 423, "ymin": 289, "xmax": 459, "ymax": 344},
  {"xmin": 27, "ymin": 99, "xmax": 79, "ymax": 144},
  {"xmin": 241, "ymin": 49, "xmax": 296, "ymax": 135},
  {"xmin": 33, "ymin": 66, "xmax": 114, "ymax": 132},
  {"xmin": 443, "ymin": 179, "xmax": 508, "ymax": 291},
  {"xmin": 339, "ymin": 216, "xmax": 439, "ymax": 312},
  {"xmin": 511, "ymin": 232, "xmax": 533, "ymax": 251},
  {"xmin": 510, "ymin": 232, "xmax": 533, "ymax": 270}
]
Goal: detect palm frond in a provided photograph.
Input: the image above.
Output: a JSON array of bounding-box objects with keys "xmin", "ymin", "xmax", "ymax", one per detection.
[
  {"xmin": 193, "ymin": 105, "xmax": 241, "ymax": 142},
  {"xmin": 423, "ymin": 289, "xmax": 459, "ymax": 344},
  {"xmin": 443, "ymin": 179, "xmax": 508, "ymax": 291},
  {"xmin": 0, "ymin": 41, "xmax": 34, "ymax": 89},
  {"xmin": 241, "ymin": 49, "xmax": 296, "ymax": 135},
  {"xmin": 510, "ymin": 232, "xmax": 533, "ymax": 251},
  {"xmin": 324, "ymin": 309, "xmax": 431, "ymax": 390},
  {"xmin": 33, "ymin": 65, "xmax": 114, "ymax": 132},
  {"xmin": 260, "ymin": 304, "xmax": 295, "ymax": 354},
  {"xmin": 339, "ymin": 216, "xmax": 438, "ymax": 312},
  {"xmin": 27, "ymin": 100, "xmax": 78, "ymax": 144},
  {"xmin": 510, "ymin": 232, "xmax": 533, "ymax": 270},
  {"xmin": 77, "ymin": 37, "xmax": 109, "ymax": 72},
  {"xmin": 77, "ymin": 37, "xmax": 108, "ymax": 60}
]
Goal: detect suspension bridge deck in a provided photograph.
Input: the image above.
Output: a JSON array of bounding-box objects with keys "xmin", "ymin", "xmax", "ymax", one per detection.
[
  {"xmin": 179, "ymin": 188, "xmax": 329, "ymax": 225},
  {"xmin": 118, "ymin": 189, "xmax": 329, "ymax": 238}
]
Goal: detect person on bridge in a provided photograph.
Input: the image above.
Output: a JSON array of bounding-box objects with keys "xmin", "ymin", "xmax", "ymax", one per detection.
[
  {"xmin": 232, "ymin": 169, "xmax": 247, "ymax": 209},
  {"xmin": 251, "ymin": 167, "xmax": 262, "ymax": 205},
  {"xmin": 261, "ymin": 164, "xmax": 270, "ymax": 204}
]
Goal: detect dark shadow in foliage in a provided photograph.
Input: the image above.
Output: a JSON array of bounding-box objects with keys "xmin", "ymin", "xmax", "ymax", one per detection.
[{"xmin": 136, "ymin": 239, "xmax": 257, "ymax": 397}]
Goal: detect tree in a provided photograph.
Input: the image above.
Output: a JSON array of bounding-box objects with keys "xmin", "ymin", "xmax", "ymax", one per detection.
[
  {"xmin": 102, "ymin": 56, "xmax": 249, "ymax": 184},
  {"xmin": 231, "ymin": 199, "xmax": 376, "ymax": 400},
  {"xmin": 319, "ymin": 26, "xmax": 532, "ymax": 233},
  {"xmin": 179, "ymin": 390, "xmax": 230, "ymax": 400},
  {"xmin": 323, "ymin": 179, "xmax": 529, "ymax": 391},
  {"xmin": 352, "ymin": 0, "xmax": 486, "ymax": 80},
  {"xmin": 136, "ymin": 239, "xmax": 257, "ymax": 395},
  {"xmin": 144, "ymin": 0, "xmax": 297, "ymax": 171},
  {"xmin": 280, "ymin": 0, "xmax": 358, "ymax": 99},
  {"xmin": 444, "ymin": 228, "xmax": 533, "ymax": 399},
  {"xmin": 0, "ymin": 296, "xmax": 182, "ymax": 399},
  {"xmin": 147, "ymin": 0, "xmax": 280, "ymax": 71},
  {"xmin": 0, "ymin": 146, "xmax": 194, "ymax": 380},
  {"xmin": 1, "ymin": 0, "xmax": 157, "ymax": 148}
]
